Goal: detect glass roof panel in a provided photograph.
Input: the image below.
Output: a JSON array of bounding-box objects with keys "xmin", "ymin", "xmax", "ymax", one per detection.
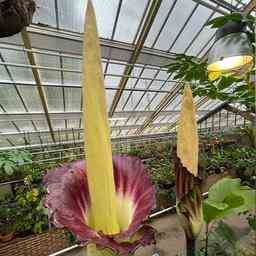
[
  {"xmin": 106, "ymin": 90, "xmax": 116, "ymax": 111},
  {"xmin": 135, "ymin": 92, "xmax": 158, "ymax": 111},
  {"xmin": 125, "ymin": 66, "xmax": 144, "ymax": 88},
  {"xmin": 135, "ymin": 68, "xmax": 159, "ymax": 89},
  {"xmin": 52, "ymin": 119, "xmax": 65, "ymax": 130},
  {"xmin": 0, "ymin": 139, "xmax": 11, "ymax": 147},
  {"xmin": 17, "ymin": 85, "xmax": 43, "ymax": 112},
  {"xmin": 36, "ymin": 53, "xmax": 61, "ymax": 84},
  {"xmin": 0, "ymin": 49, "xmax": 34, "ymax": 82},
  {"xmin": 171, "ymin": 5, "xmax": 213, "ymax": 53},
  {"xmin": 93, "ymin": 0, "xmax": 120, "ymax": 38},
  {"xmin": 104, "ymin": 63, "xmax": 126, "ymax": 87},
  {"xmin": 33, "ymin": 120, "xmax": 49, "ymax": 131},
  {"xmin": 0, "ymin": 86, "xmax": 26, "ymax": 112},
  {"xmin": 58, "ymin": 0, "xmax": 86, "ymax": 32},
  {"xmin": 161, "ymin": 82, "xmax": 177, "ymax": 91},
  {"xmin": 198, "ymin": 37, "xmax": 215, "ymax": 58},
  {"xmin": 147, "ymin": 93, "xmax": 167, "ymax": 110},
  {"xmin": 14, "ymin": 120, "xmax": 36, "ymax": 132},
  {"xmin": 27, "ymin": 136, "xmax": 41, "ymax": 145},
  {"xmin": 65, "ymin": 88, "xmax": 82, "ymax": 111},
  {"xmin": 113, "ymin": 119, "xmax": 127, "ymax": 126},
  {"xmin": 135, "ymin": 116, "xmax": 147, "ymax": 125},
  {"xmin": 114, "ymin": 0, "xmax": 149, "ymax": 43},
  {"xmin": 154, "ymin": 0, "xmax": 196, "ymax": 51},
  {"xmin": 33, "ymin": 0, "xmax": 57, "ymax": 27},
  {"xmin": 0, "ymin": 121, "xmax": 17, "ymax": 133},
  {"xmin": 156, "ymin": 70, "xmax": 169, "ymax": 80},
  {"xmin": 144, "ymin": 0, "xmax": 175, "ymax": 47},
  {"xmin": 8, "ymin": 67, "xmax": 34, "ymax": 83},
  {"xmin": 123, "ymin": 91, "xmax": 145, "ymax": 111},
  {"xmin": 9, "ymin": 137, "xmax": 26, "ymax": 146},
  {"xmin": 0, "ymin": 33, "xmax": 22, "ymax": 47},
  {"xmin": 62, "ymin": 57, "xmax": 82, "ymax": 85},
  {"xmin": 44, "ymin": 87, "xmax": 64, "ymax": 112},
  {"xmin": 116, "ymin": 91, "xmax": 133, "ymax": 111},
  {"xmin": 186, "ymin": 13, "xmax": 220, "ymax": 56},
  {"xmin": 0, "ymin": 65, "xmax": 11, "ymax": 81}
]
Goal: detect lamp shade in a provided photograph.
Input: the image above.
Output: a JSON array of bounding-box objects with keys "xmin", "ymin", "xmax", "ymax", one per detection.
[
  {"xmin": 0, "ymin": 0, "xmax": 36, "ymax": 38},
  {"xmin": 207, "ymin": 20, "xmax": 253, "ymax": 75}
]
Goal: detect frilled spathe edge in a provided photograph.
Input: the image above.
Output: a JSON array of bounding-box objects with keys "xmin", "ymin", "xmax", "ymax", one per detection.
[{"xmin": 44, "ymin": 156, "xmax": 156, "ymax": 254}]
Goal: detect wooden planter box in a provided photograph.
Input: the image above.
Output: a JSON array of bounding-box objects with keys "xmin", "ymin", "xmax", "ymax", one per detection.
[{"xmin": 0, "ymin": 229, "xmax": 71, "ymax": 256}]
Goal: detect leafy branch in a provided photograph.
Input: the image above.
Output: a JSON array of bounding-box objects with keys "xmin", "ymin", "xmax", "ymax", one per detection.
[{"xmin": 164, "ymin": 13, "xmax": 255, "ymax": 113}]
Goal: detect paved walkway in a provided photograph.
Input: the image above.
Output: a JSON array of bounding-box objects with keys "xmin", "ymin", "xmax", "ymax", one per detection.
[{"xmin": 61, "ymin": 212, "xmax": 252, "ymax": 256}]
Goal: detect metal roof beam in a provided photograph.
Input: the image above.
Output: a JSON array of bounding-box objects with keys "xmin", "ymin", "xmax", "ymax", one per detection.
[
  {"xmin": 206, "ymin": 0, "xmax": 238, "ymax": 12},
  {"xmin": 0, "ymin": 132, "xmax": 176, "ymax": 151},
  {"xmin": 224, "ymin": 104, "xmax": 255, "ymax": 122},
  {"xmin": 109, "ymin": 0, "xmax": 163, "ymax": 117},
  {"xmin": 242, "ymin": 0, "xmax": 256, "ymax": 14},
  {"xmin": 21, "ymin": 29, "xmax": 56, "ymax": 143},
  {"xmin": 0, "ymin": 121, "xmax": 173, "ymax": 139},
  {"xmin": 0, "ymin": 25, "xmax": 175, "ymax": 67},
  {"xmin": 0, "ymin": 110, "xmax": 209, "ymax": 122},
  {"xmin": 197, "ymin": 102, "xmax": 228, "ymax": 123}
]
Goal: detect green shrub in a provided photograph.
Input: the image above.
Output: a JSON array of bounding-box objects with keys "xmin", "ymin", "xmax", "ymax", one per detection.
[{"xmin": 0, "ymin": 150, "xmax": 32, "ymax": 182}]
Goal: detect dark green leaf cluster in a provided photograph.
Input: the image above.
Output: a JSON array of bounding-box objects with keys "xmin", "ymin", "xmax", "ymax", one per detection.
[
  {"xmin": 165, "ymin": 54, "xmax": 208, "ymax": 83},
  {"xmin": 165, "ymin": 53, "xmax": 255, "ymax": 112},
  {"xmin": 0, "ymin": 150, "xmax": 32, "ymax": 181},
  {"xmin": 164, "ymin": 12, "xmax": 255, "ymax": 113},
  {"xmin": 200, "ymin": 221, "xmax": 238, "ymax": 256},
  {"xmin": 207, "ymin": 12, "xmax": 244, "ymax": 28},
  {"xmin": 0, "ymin": 166, "xmax": 48, "ymax": 236}
]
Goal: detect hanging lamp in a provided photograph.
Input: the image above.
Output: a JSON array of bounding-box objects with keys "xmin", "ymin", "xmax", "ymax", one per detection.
[
  {"xmin": 0, "ymin": 0, "xmax": 36, "ymax": 38},
  {"xmin": 207, "ymin": 17, "xmax": 253, "ymax": 76}
]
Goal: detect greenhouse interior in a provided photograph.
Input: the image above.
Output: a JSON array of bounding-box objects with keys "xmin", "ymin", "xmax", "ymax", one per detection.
[{"xmin": 0, "ymin": 0, "xmax": 255, "ymax": 256}]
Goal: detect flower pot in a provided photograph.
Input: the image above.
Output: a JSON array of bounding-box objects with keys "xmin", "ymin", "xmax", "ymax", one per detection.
[{"xmin": 0, "ymin": 231, "xmax": 14, "ymax": 242}]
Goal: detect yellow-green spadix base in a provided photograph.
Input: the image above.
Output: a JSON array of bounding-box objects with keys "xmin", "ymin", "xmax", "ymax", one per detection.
[{"xmin": 85, "ymin": 244, "xmax": 118, "ymax": 256}]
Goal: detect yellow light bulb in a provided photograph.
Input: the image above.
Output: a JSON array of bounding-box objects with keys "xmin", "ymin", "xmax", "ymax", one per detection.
[{"xmin": 207, "ymin": 55, "xmax": 253, "ymax": 72}]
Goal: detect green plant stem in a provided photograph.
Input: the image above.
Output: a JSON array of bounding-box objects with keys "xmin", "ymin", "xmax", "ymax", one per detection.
[
  {"xmin": 205, "ymin": 224, "xmax": 209, "ymax": 256},
  {"xmin": 186, "ymin": 236, "xmax": 196, "ymax": 256}
]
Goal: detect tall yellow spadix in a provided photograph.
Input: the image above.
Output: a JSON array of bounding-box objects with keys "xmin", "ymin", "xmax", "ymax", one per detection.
[
  {"xmin": 177, "ymin": 85, "xmax": 198, "ymax": 177},
  {"xmin": 82, "ymin": 0, "xmax": 120, "ymax": 235}
]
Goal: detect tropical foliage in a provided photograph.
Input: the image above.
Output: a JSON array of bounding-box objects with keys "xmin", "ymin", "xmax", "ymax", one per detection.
[
  {"xmin": 0, "ymin": 166, "xmax": 48, "ymax": 237},
  {"xmin": 164, "ymin": 13, "xmax": 256, "ymax": 113},
  {"xmin": 203, "ymin": 178, "xmax": 256, "ymax": 224},
  {"xmin": 0, "ymin": 150, "xmax": 32, "ymax": 181},
  {"xmin": 165, "ymin": 54, "xmax": 255, "ymax": 112},
  {"xmin": 201, "ymin": 145, "xmax": 256, "ymax": 186},
  {"xmin": 202, "ymin": 178, "xmax": 256, "ymax": 256}
]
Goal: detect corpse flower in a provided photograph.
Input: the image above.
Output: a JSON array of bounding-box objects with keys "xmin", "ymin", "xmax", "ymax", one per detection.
[
  {"xmin": 44, "ymin": 1, "xmax": 156, "ymax": 255},
  {"xmin": 44, "ymin": 156, "xmax": 156, "ymax": 254},
  {"xmin": 173, "ymin": 85, "xmax": 203, "ymax": 256}
]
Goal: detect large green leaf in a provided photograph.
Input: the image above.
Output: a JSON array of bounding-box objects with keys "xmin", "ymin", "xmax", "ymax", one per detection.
[
  {"xmin": 203, "ymin": 178, "xmax": 256, "ymax": 223},
  {"xmin": 207, "ymin": 178, "xmax": 241, "ymax": 202},
  {"xmin": 207, "ymin": 13, "xmax": 243, "ymax": 29},
  {"xmin": 4, "ymin": 163, "xmax": 15, "ymax": 175}
]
